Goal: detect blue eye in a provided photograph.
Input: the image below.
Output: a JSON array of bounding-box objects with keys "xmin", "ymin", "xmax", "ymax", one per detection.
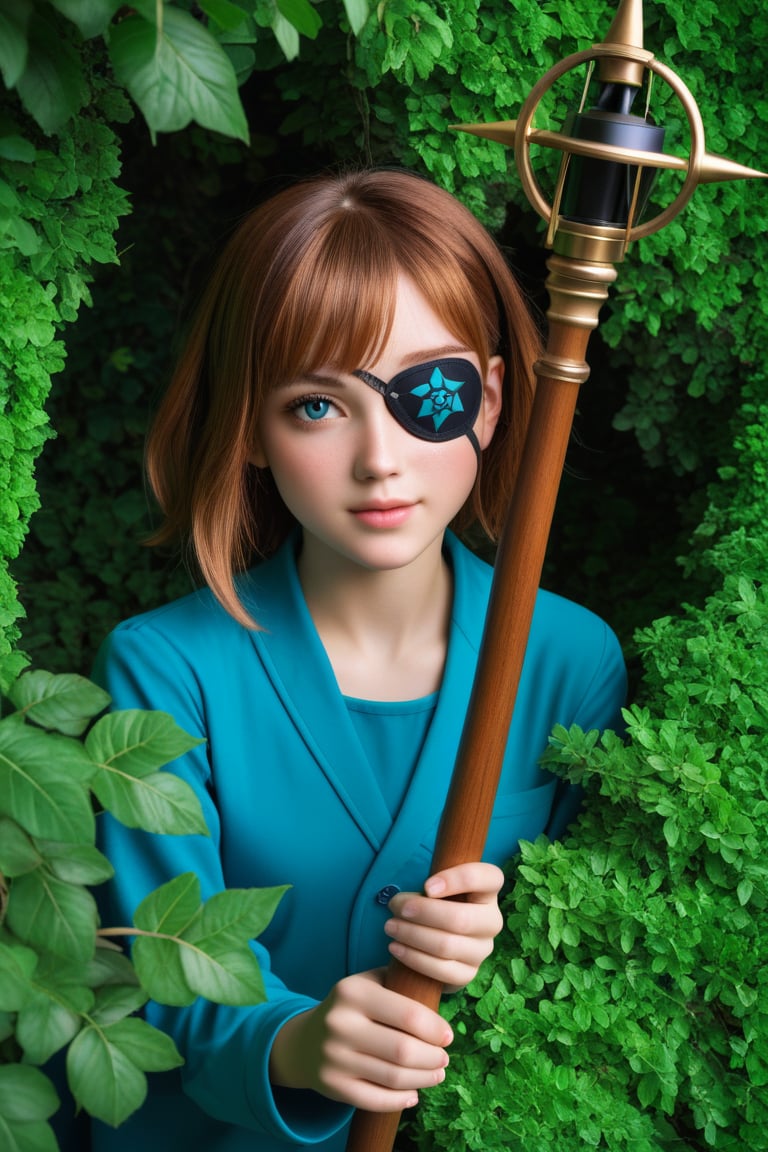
[
  {"xmin": 289, "ymin": 394, "xmax": 340, "ymax": 423},
  {"xmin": 302, "ymin": 398, "xmax": 331, "ymax": 421}
]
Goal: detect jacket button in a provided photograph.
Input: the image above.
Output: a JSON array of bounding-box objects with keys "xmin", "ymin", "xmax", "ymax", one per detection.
[{"xmin": 375, "ymin": 884, "xmax": 401, "ymax": 906}]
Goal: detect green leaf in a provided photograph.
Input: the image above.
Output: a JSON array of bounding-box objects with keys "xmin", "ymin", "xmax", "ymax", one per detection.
[
  {"xmin": 0, "ymin": 0, "xmax": 31, "ymax": 88},
  {"xmin": 8, "ymin": 670, "xmax": 110, "ymax": 736},
  {"xmin": 0, "ymin": 135, "xmax": 36, "ymax": 162},
  {"xmin": 66, "ymin": 1024, "xmax": 148, "ymax": 1128},
  {"xmin": 0, "ymin": 721, "xmax": 95, "ymax": 842},
  {"xmin": 32, "ymin": 839, "xmax": 113, "ymax": 885},
  {"xmin": 87, "ymin": 710, "xmax": 207, "ymax": 833},
  {"xmin": 276, "ymin": 0, "xmax": 322, "ymax": 39},
  {"xmin": 89, "ymin": 983, "xmax": 148, "ymax": 1025},
  {"xmin": 737, "ymin": 878, "xmax": 754, "ymax": 906},
  {"xmin": 0, "ymin": 1065, "xmax": 60, "ymax": 1150},
  {"xmin": 132, "ymin": 876, "xmax": 274, "ymax": 1005},
  {"xmin": 342, "ymin": 0, "xmax": 368, "ymax": 35},
  {"xmin": 0, "ymin": 940, "xmax": 37, "ymax": 1011},
  {"xmin": 68, "ymin": 1019, "xmax": 182, "ymax": 1128},
  {"xmin": 15, "ymin": 992, "xmax": 85, "ymax": 1065},
  {"xmin": 0, "ymin": 1116, "xmax": 58, "ymax": 1152},
  {"xmin": 0, "ymin": 818, "xmax": 41, "ymax": 876},
  {"xmin": 1, "ymin": 212, "xmax": 41, "ymax": 257},
  {"xmin": 181, "ymin": 938, "xmax": 266, "ymax": 1004},
  {"xmin": 86, "ymin": 709, "xmax": 203, "ymax": 778},
  {"xmin": 6, "ymin": 869, "xmax": 98, "ymax": 963},
  {"xmin": 48, "ymin": 0, "xmax": 120, "ymax": 39},
  {"xmin": 109, "ymin": 8, "xmax": 249, "ymax": 143},
  {"xmin": 199, "ymin": 0, "xmax": 249, "ymax": 32},
  {"xmin": 14, "ymin": 12, "xmax": 86, "ymax": 132},
  {"xmin": 92, "ymin": 767, "xmax": 208, "ymax": 835},
  {"xmin": 132, "ymin": 934, "xmax": 194, "ymax": 1006},
  {"xmin": 134, "ymin": 872, "xmax": 201, "ymax": 937},
  {"xmin": 271, "ymin": 8, "xmax": 299, "ymax": 60},
  {"xmin": 190, "ymin": 885, "xmax": 289, "ymax": 946},
  {"xmin": 85, "ymin": 941, "xmax": 140, "ymax": 989},
  {"xmin": 102, "ymin": 1016, "xmax": 183, "ymax": 1072},
  {"xmin": 0, "ymin": 1064, "xmax": 59, "ymax": 1122}
]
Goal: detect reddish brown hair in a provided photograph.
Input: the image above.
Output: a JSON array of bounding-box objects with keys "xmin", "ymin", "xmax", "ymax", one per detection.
[{"xmin": 147, "ymin": 168, "xmax": 541, "ymax": 625}]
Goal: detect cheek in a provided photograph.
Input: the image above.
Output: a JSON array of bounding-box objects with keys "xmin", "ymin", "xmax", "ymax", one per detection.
[
  {"xmin": 264, "ymin": 433, "xmax": 341, "ymax": 503},
  {"xmin": 420, "ymin": 439, "xmax": 478, "ymax": 489}
]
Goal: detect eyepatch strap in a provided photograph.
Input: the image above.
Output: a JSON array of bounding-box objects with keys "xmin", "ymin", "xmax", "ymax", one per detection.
[{"xmin": 352, "ymin": 357, "xmax": 482, "ymax": 460}]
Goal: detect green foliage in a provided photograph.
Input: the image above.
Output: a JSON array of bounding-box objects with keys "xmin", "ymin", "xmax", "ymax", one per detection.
[
  {"xmin": 0, "ymin": 668, "xmax": 284, "ymax": 1143},
  {"xmin": 0, "ymin": 84, "xmax": 130, "ymax": 680},
  {"xmin": 1, "ymin": 0, "xmax": 369, "ymax": 142},
  {"xmin": 10, "ymin": 121, "xmax": 276, "ymax": 674}
]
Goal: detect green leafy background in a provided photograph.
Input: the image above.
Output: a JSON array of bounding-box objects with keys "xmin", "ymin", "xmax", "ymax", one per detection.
[{"xmin": 1, "ymin": 0, "xmax": 767, "ymax": 1148}]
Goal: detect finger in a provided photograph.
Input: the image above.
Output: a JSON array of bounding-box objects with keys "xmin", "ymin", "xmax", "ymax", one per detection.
[
  {"xmin": 383, "ymin": 940, "xmax": 478, "ymax": 988},
  {"xmin": 384, "ymin": 917, "xmax": 493, "ymax": 969},
  {"xmin": 387, "ymin": 892, "xmax": 503, "ymax": 938},
  {"xmin": 319, "ymin": 1069, "xmax": 423, "ymax": 1114},
  {"xmin": 423, "ymin": 862, "xmax": 505, "ymax": 901},
  {"xmin": 324, "ymin": 1032, "xmax": 449, "ymax": 1086},
  {"xmin": 337, "ymin": 975, "xmax": 454, "ymax": 1048}
]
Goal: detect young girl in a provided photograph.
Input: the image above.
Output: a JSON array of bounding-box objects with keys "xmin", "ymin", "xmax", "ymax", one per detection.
[{"xmin": 93, "ymin": 168, "xmax": 626, "ymax": 1152}]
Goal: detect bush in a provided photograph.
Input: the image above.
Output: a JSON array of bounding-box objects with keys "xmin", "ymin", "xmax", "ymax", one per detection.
[{"xmin": 0, "ymin": 668, "xmax": 284, "ymax": 1146}]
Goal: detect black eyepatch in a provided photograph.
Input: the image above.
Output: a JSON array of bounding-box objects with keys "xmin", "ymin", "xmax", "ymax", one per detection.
[{"xmin": 352, "ymin": 358, "xmax": 483, "ymax": 458}]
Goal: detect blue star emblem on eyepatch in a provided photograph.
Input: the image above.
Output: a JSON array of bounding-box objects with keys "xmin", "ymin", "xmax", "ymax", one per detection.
[
  {"xmin": 351, "ymin": 357, "xmax": 483, "ymax": 458},
  {"xmin": 410, "ymin": 368, "xmax": 465, "ymax": 431}
]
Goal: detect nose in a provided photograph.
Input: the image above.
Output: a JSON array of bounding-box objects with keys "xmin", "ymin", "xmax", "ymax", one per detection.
[{"xmin": 352, "ymin": 399, "xmax": 405, "ymax": 481}]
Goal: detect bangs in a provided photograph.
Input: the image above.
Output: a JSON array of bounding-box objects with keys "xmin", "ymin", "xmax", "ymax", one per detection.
[
  {"xmin": 253, "ymin": 183, "xmax": 497, "ymax": 389},
  {"xmin": 260, "ymin": 211, "xmax": 403, "ymax": 385}
]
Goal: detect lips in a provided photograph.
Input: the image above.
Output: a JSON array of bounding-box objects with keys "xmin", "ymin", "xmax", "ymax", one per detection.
[{"xmin": 350, "ymin": 502, "xmax": 416, "ymax": 528}]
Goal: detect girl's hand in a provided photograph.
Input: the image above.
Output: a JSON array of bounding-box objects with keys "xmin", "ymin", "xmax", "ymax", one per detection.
[
  {"xmin": 384, "ymin": 862, "xmax": 505, "ymax": 990},
  {"xmin": 269, "ymin": 969, "xmax": 453, "ymax": 1112}
]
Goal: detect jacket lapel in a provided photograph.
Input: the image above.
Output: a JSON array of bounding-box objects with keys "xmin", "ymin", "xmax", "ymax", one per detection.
[{"xmin": 241, "ymin": 537, "xmax": 393, "ymax": 853}]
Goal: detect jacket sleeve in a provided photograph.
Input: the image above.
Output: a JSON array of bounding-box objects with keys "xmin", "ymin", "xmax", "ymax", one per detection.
[{"xmin": 93, "ymin": 621, "xmax": 354, "ymax": 1145}]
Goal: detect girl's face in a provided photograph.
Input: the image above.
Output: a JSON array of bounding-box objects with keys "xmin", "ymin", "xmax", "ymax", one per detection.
[{"xmin": 253, "ymin": 275, "xmax": 503, "ymax": 580}]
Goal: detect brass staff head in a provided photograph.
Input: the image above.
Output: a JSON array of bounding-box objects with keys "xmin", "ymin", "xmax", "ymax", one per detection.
[{"xmin": 452, "ymin": 0, "xmax": 766, "ymax": 264}]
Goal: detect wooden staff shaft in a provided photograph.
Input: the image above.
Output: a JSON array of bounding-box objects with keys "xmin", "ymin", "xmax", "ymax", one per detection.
[{"xmin": 346, "ymin": 269, "xmax": 614, "ymax": 1151}]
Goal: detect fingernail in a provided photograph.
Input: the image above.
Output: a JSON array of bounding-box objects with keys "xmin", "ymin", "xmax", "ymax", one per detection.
[
  {"xmin": 425, "ymin": 877, "xmax": 446, "ymax": 897},
  {"xmin": 406, "ymin": 1095, "xmax": 419, "ymax": 1108},
  {"xmin": 388, "ymin": 942, "xmax": 405, "ymax": 959}
]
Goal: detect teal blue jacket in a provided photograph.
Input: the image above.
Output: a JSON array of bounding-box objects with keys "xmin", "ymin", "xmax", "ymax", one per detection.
[{"xmin": 91, "ymin": 532, "xmax": 626, "ymax": 1152}]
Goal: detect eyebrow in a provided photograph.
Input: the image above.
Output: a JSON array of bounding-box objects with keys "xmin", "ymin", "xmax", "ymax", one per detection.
[{"xmin": 277, "ymin": 345, "xmax": 474, "ymax": 390}]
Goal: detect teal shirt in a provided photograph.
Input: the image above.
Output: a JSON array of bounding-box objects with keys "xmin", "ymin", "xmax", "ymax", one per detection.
[
  {"xmin": 345, "ymin": 693, "xmax": 436, "ymax": 817},
  {"xmin": 88, "ymin": 532, "xmax": 626, "ymax": 1152}
]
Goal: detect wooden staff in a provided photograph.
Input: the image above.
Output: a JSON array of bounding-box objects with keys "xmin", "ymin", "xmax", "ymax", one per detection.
[
  {"xmin": 346, "ymin": 1, "xmax": 764, "ymax": 1148},
  {"xmin": 346, "ymin": 251, "xmax": 616, "ymax": 1152}
]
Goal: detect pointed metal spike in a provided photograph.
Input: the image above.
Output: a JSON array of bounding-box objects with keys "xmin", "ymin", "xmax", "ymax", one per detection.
[
  {"xmin": 602, "ymin": 0, "xmax": 645, "ymax": 55},
  {"xmin": 450, "ymin": 120, "xmax": 519, "ymax": 146},
  {"xmin": 597, "ymin": 0, "xmax": 647, "ymax": 87},
  {"xmin": 698, "ymin": 151, "xmax": 768, "ymax": 184}
]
